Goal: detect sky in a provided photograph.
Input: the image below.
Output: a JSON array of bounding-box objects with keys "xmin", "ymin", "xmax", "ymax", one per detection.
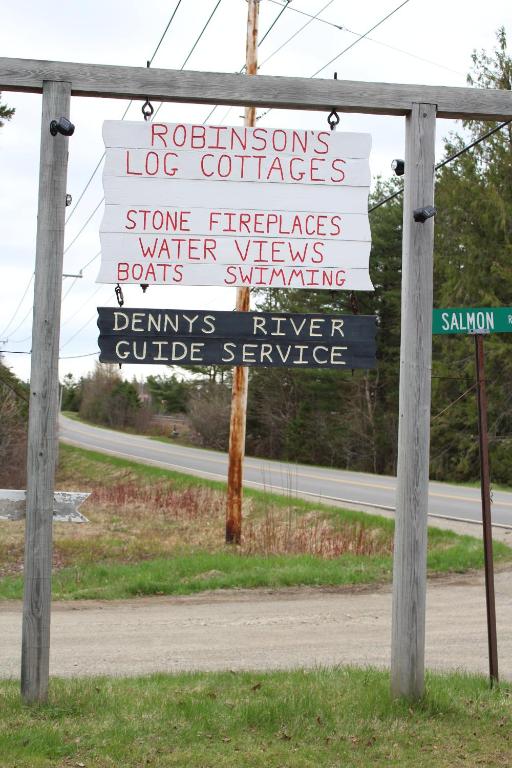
[{"xmin": 0, "ymin": 0, "xmax": 510, "ymax": 383}]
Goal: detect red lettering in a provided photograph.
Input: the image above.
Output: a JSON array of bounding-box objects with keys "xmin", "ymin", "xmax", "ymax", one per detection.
[
  {"xmin": 210, "ymin": 126, "xmax": 227, "ymax": 149},
  {"xmin": 234, "ymin": 239, "xmax": 251, "ymax": 261},
  {"xmin": 239, "ymin": 213, "xmax": 252, "ymax": 234},
  {"xmin": 209, "ymin": 211, "xmax": 221, "ymax": 230},
  {"xmin": 125, "ymin": 150, "xmax": 142, "ymax": 176},
  {"xmin": 125, "ymin": 210, "xmax": 137, "ymax": 230},
  {"xmin": 145, "ymin": 151, "xmax": 159, "ymax": 176},
  {"xmin": 289, "ymin": 157, "xmax": 305, "ymax": 182},
  {"xmin": 315, "ymin": 131, "xmax": 330, "ymax": 154},
  {"xmin": 151, "ymin": 123, "xmax": 168, "ymax": 147},
  {"xmin": 191, "ymin": 125, "xmax": 206, "ymax": 148},
  {"xmin": 330, "ymin": 215, "xmax": 342, "ymax": 236},
  {"xmin": 218, "ymin": 154, "xmax": 232, "ymax": 178},
  {"xmin": 118, "ymin": 262, "xmax": 129, "ymax": 281},
  {"xmin": 292, "ymin": 130, "xmax": 307, "ymax": 154},
  {"xmin": 163, "ymin": 152, "xmax": 178, "ymax": 177},
  {"xmin": 252, "ymin": 128, "xmax": 267, "ymax": 151},
  {"xmin": 231, "ymin": 128, "xmax": 247, "ymax": 151},
  {"xmin": 139, "ymin": 238, "xmax": 158, "ymax": 258},
  {"xmin": 266, "ymin": 213, "xmax": 278, "ymax": 234},
  {"xmin": 200, "ymin": 154, "xmax": 214, "ymax": 177},
  {"xmin": 310, "ymin": 157, "xmax": 326, "ymax": 182},
  {"xmin": 312, "ymin": 242, "xmax": 324, "ymax": 264},
  {"xmin": 172, "ymin": 124, "xmax": 187, "ymax": 147},
  {"xmin": 266, "ymin": 156, "xmax": 284, "ymax": 181},
  {"xmin": 234, "ymin": 154, "xmax": 248, "ymax": 179},
  {"xmin": 272, "ymin": 129, "xmax": 287, "ymax": 152},
  {"xmin": 330, "ymin": 158, "xmax": 346, "ymax": 183}
]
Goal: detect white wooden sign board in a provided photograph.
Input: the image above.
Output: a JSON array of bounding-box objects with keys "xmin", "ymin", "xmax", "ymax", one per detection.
[{"xmin": 97, "ymin": 121, "xmax": 373, "ymax": 291}]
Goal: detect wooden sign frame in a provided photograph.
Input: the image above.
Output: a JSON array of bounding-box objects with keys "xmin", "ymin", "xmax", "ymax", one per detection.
[{"xmin": 1, "ymin": 54, "xmax": 511, "ymax": 703}]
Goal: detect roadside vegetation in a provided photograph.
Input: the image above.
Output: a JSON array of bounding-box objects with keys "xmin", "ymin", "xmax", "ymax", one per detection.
[
  {"xmin": 1, "ymin": 668, "xmax": 511, "ymax": 767},
  {"xmin": 0, "ymin": 444, "xmax": 510, "ymax": 601}
]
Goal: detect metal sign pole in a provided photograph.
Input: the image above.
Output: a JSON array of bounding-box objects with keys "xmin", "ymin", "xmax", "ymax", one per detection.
[{"xmin": 474, "ymin": 332, "xmax": 499, "ymax": 685}]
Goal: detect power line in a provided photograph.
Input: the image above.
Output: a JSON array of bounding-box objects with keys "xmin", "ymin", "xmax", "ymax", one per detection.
[
  {"xmin": 60, "ymin": 351, "xmax": 99, "ymax": 360},
  {"xmin": 63, "ymin": 199, "xmax": 103, "ymax": 256},
  {"xmin": 311, "ymin": 0, "xmax": 412, "ymax": 78},
  {"xmin": 369, "ymin": 119, "xmax": 512, "ymax": 213},
  {"xmin": 267, "ymin": 0, "xmax": 464, "ymax": 77},
  {"xmin": 152, "ymin": 0, "xmax": 225, "ymax": 121},
  {"xmin": 148, "ymin": 0, "xmax": 184, "ymax": 66},
  {"xmin": 258, "ymin": 0, "xmax": 336, "ymax": 71},
  {"xmin": 65, "ymin": 0, "xmax": 185, "ymax": 227},
  {"xmin": 203, "ymin": 1, "xmax": 295, "ymax": 124},
  {"xmin": 3, "ymin": 304, "xmax": 33, "ymax": 342},
  {"xmin": 64, "ymin": 0, "xmax": 224, "ymax": 276},
  {"xmin": 0, "ymin": 273, "xmax": 34, "ymax": 339},
  {"xmin": 257, "ymin": 0, "xmax": 413, "ymax": 122},
  {"xmin": 0, "ymin": 371, "xmax": 30, "ymax": 403},
  {"xmin": 431, "ymin": 383, "xmax": 477, "ymax": 422}
]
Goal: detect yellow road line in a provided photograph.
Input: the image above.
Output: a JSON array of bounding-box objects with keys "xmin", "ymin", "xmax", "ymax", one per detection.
[{"xmin": 61, "ymin": 423, "xmax": 512, "ymax": 509}]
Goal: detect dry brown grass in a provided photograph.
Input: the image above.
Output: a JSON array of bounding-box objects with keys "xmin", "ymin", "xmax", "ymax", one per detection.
[{"xmin": 0, "ymin": 470, "xmax": 393, "ymax": 579}]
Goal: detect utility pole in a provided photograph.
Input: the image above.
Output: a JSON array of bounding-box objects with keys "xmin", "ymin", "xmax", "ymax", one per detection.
[
  {"xmin": 21, "ymin": 81, "xmax": 71, "ymax": 703},
  {"xmin": 225, "ymin": 0, "xmax": 259, "ymax": 544},
  {"xmin": 391, "ymin": 103, "xmax": 436, "ymax": 700}
]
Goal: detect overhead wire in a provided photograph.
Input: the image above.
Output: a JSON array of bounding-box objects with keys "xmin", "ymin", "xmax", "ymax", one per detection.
[
  {"xmin": 258, "ymin": 0, "xmax": 336, "ymax": 71},
  {"xmin": 152, "ymin": 0, "xmax": 225, "ymax": 122},
  {"xmin": 369, "ymin": 119, "xmax": 512, "ymax": 213},
  {"xmin": 267, "ymin": 0, "xmax": 464, "ymax": 77},
  {"xmin": 202, "ymin": 0, "xmax": 294, "ymax": 124},
  {"xmin": 312, "ymin": 0, "xmax": 412, "ymax": 78},
  {"xmin": 62, "ymin": 0, "xmax": 224, "ymax": 296},
  {"xmin": 54, "ymin": 1, "xmax": 228, "ymax": 353},
  {"xmin": 65, "ymin": 0, "xmax": 184, "ymax": 227},
  {"xmin": 257, "ymin": 0, "xmax": 413, "ymax": 122},
  {"xmin": 1, "ymin": 273, "xmax": 34, "ymax": 339}
]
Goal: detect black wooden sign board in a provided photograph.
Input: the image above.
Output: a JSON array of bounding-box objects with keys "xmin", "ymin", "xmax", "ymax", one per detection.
[{"xmin": 97, "ymin": 307, "xmax": 377, "ymax": 369}]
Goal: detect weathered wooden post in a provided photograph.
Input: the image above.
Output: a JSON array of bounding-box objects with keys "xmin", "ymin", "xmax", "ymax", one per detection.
[
  {"xmin": 21, "ymin": 80, "xmax": 72, "ymax": 703},
  {"xmin": 391, "ymin": 102, "xmax": 436, "ymax": 699},
  {"xmin": 225, "ymin": 0, "xmax": 259, "ymax": 544}
]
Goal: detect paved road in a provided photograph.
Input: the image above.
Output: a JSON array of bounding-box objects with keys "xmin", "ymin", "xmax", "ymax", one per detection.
[
  {"xmin": 60, "ymin": 414, "xmax": 512, "ymax": 529},
  {"xmin": 2, "ymin": 570, "xmax": 512, "ymax": 679}
]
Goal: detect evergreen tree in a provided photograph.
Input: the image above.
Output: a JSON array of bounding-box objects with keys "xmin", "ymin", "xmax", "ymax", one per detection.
[
  {"xmin": 0, "ymin": 93, "xmax": 15, "ymax": 127},
  {"xmin": 431, "ymin": 28, "xmax": 512, "ymax": 482}
]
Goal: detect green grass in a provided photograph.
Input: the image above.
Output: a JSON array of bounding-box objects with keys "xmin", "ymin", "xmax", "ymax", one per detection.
[
  {"xmin": 1, "ymin": 668, "xmax": 511, "ymax": 767},
  {"xmin": 1, "ymin": 443, "xmax": 510, "ymax": 601}
]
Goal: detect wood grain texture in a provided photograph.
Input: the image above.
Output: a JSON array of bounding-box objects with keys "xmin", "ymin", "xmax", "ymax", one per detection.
[
  {"xmin": 98, "ymin": 232, "xmax": 371, "ymax": 267},
  {"xmin": 95, "ymin": 261, "xmax": 374, "ymax": 290},
  {"xmin": 100, "ymin": 205, "xmax": 372, "ymax": 241},
  {"xmin": 103, "ymin": 148, "xmax": 371, "ymax": 187},
  {"xmin": 102, "ymin": 177, "xmax": 370, "ymax": 214},
  {"xmin": 1, "ymin": 57, "xmax": 512, "ymax": 119},
  {"xmin": 102, "ymin": 121, "xmax": 372, "ymax": 157},
  {"xmin": 21, "ymin": 81, "xmax": 71, "ymax": 703},
  {"xmin": 391, "ymin": 104, "xmax": 437, "ymax": 700}
]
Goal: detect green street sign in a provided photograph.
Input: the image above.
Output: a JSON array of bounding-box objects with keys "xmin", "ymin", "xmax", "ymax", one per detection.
[{"xmin": 432, "ymin": 307, "xmax": 512, "ymax": 335}]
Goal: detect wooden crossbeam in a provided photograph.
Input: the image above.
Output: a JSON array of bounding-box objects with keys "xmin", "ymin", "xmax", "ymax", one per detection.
[{"xmin": 1, "ymin": 56, "xmax": 512, "ymax": 119}]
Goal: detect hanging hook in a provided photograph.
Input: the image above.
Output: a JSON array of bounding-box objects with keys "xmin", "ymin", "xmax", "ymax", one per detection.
[
  {"xmin": 115, "ymin": 283, "xmax": 124, "ymax": 307},
  {"xmin": 142, "ymin": 60, "xmax": 154, "ymax": 121},
  {"xmin": 327, "ymin": 72, "xmax": 340, "ymax": 131}
]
